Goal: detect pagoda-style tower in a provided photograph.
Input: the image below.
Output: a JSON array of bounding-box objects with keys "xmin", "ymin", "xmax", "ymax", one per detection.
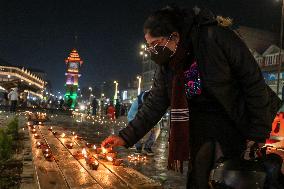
[{"xmin": 64, "ymin": 49, "xmax": 83, "ymax": 109}]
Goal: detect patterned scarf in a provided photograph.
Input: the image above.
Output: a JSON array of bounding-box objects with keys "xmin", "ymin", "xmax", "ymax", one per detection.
[{"xmin": 167, "ymin": 45, "xmax": 190, "ymax": 173}]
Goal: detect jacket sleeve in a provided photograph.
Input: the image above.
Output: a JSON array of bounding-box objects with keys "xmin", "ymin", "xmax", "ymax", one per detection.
[
  {"xmin": 213, "ymin": 26, "xmax": 270, "ymax": 142},
  {"xmin": 127, "ymin": 99, "xmax": 138, "ymax": 122},
  {"xmin": 119, "ymin": 66, "xmax": 170, "ymax": 147}
]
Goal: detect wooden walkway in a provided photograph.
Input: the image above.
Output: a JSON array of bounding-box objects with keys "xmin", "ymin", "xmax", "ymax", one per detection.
[{"xmin": 28, "ymin": 124, "xmax": 162, "ymax": 189}]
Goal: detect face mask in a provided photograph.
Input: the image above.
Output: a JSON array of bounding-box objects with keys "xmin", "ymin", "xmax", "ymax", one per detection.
[{"xmin": 150, "ymin": 46, "xmax": 173, "ymax": 65}]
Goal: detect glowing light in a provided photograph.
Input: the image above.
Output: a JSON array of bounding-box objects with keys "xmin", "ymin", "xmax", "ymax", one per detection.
[
  {"xmin": 82, "ymin": 148, "xmax": 87, "ymax": 157},
  {"xmin": 93, "ymin": 144, "xmax": 96, "ymax": 150},
  {"xmin": 106, "ymin": 155, "xmax": 113, "ymax": 162},
  {"xmin": 102, "ymin": 147, "xmax": 108, "ymax": 154},
  {"xmin": 61, "ymin": 133, "xmax": 66, "ymax": 138}
]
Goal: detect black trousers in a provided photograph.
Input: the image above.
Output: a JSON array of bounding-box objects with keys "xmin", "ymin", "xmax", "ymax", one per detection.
[
  {"xmin": 10, "ymin": 100, "xmax": 17, "ymax": 112},
  {"xmin": 187, "ymin": 141, "xmax": 217, "ymax": 189}
]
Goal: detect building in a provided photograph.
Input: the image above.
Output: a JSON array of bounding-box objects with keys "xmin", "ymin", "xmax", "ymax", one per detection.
[
  {"xmin": 141, "ymin": 57, "xmax": 156, "ymax": 91},
  {"xmin": 0, "ymin": 58, "xmax": 46, "ymax": 101},
  {"xmin": 64, "ymin": 49, "xmax": 83, "ymax": 109},
  {"xmin": 233, "ymin": 26, "xmax": 284, "ymax": 96}
]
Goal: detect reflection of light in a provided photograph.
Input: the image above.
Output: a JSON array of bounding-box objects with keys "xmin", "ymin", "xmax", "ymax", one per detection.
[{"xmin": 61, "ymin": 133, "xmax": 66, "ymax": 138}]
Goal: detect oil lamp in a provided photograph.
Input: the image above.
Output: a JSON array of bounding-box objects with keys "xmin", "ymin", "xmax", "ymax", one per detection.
[
  {"xmin": 31, "ymin": 129, "xmax": 36, "ymax": 134},
  {"xmin": 89, "ymin": 160, "xmax": 99, "ymax": 170},
  {"xmin": 34, "ymin": 134, "xmax": 41, "ymax": 139},
  {"xmin": 36, "ymin": 141, "xmax": 42, "ymax": 148},
  {"xmin": 61, "ymin": 133, "xmax": 66, "ymax": 138},
  {"xmin": 66, "ymin": 142, "xmax": 73, "ymax": 149},
  {"xmin": 113, "ymin": 159, "xmax": 123, "ymax": 166}
]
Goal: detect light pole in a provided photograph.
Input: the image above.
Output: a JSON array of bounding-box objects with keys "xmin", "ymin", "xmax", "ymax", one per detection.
[
  {"xmin": 137, "ymin": 76, "xmax": 142, "ymax": 95},
  {"xmin": 113, "ymin": 81, "xmax": 119, "ymax": 103},
  {"xmin": 276, "ymin": 0, "xmax": 284, "ymax": 97}
]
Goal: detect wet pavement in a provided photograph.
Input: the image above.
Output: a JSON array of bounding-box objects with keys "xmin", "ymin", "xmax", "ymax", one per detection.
[
  {"xmin": 4, "ymin": 111, "xmax": 284, "ymax": 188},
  {"xmin": 53, "ymin": 114, "xmax": 188, "ymax": 189}
]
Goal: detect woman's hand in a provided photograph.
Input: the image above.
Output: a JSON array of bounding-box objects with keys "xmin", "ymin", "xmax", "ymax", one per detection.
[{"xmin": 101, "ymin": 135, "xmax": 126, "ymax": 148}]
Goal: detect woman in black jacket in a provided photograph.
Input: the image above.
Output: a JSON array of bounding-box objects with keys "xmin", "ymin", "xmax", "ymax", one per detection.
[{"xmin": 102, "ymin": 6, "xmax": 281, "ymax": 188}]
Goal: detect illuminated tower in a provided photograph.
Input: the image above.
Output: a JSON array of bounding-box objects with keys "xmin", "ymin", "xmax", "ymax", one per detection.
[{"xmin": 64, "ymin": 49, "xmax": 83, "ymax": 109}]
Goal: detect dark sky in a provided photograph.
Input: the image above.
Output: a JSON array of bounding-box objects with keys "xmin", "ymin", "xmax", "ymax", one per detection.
[{"xmin": 0, "ymin": 0, "xmax": 281, "ymax": 92}]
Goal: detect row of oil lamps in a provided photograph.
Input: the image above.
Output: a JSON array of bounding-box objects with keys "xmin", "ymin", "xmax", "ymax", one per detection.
[
  {"xmin": 29, "ymin": 121, "xmax": 147, "ymax": 170},
  {"xmin": 28, "ymin": 124, "xmax": 54, "ymax": 161},
  {"xmin": 47, "ymin": 126, "xmax": 125, "ymax": 170}
]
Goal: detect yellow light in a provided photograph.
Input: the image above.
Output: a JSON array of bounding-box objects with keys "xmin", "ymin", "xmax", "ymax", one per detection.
[{"xmin": 82, "ymin": 148, "xmax": 87, "ymax": 156}]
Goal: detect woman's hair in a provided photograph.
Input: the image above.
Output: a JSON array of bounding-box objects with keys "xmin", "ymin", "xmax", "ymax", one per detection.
[{"xmin": 144, "ymin": 5, "xmax": 187, "ymax": 38}]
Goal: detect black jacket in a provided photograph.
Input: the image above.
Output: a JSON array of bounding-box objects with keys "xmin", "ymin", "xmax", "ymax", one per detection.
[{"xmin": 119, "ymin": 12, "xmax": 282, "ymax": 148}]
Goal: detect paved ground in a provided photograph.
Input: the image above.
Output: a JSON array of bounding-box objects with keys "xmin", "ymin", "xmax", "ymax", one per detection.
[
  {"xmin": 55, "ymin": 114, "xmax": 188, "ymax": 189},
  {"xmin": 2, "ymin": 111, "xmax": 284, "ymax": 189}
]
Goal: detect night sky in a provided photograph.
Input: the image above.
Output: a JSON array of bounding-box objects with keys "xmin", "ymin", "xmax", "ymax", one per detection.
[{"xmin": 0, "ymin": 0, "xmax": 281, "ymax": 93}]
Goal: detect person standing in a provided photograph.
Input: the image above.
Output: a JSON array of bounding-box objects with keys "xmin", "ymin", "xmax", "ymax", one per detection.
[
  {"xmin": 107, "ymin": 102, "xmax": 115, "ymax": 120},
  {"xmin": 8, "ymin": 87, "xmax": 19, "ymax": 113},
  {"xmin": 127, "ymin": 91, "xmax": 160, "ymax": 155},
  {"xmin": 92, "ymin": 97, "xmax": 98, "ymax": 115},
  {"xmin": 102, "ymin": 6, "xmax": 281, "ymax": 188},
  {"xmin": 115, "ymin": 100, "xmax": 121, "ymax": 119}
]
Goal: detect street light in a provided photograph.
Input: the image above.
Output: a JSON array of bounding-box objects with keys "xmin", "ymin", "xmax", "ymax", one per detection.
[
  {"xmin": 276, "ymin": 0, "xmax": 284, "ymax": 97},
  {"xmin": 137, "ymin": 76, "xmax": 142, "ymax": 95},
  {"xmin": 113, "ymin": 81, "xmax": 119, "ymax": 102},
  {"xmin": 141, "ymin": 44, "xmax": 146, "ymax": 49}
]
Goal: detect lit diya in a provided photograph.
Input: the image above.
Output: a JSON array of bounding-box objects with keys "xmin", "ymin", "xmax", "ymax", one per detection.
[
  {"xmin": 113, "ymin": 159, "xmax": 123, "ymax": 166},
  {"xmin": 86, "ymin": 142, "xmax": 93, "ymax": 148},
  {"xmin": 48, "ymin": 126, "xmax": 53, "ymax": 131},
  {"xmin": 101, "ymin": 147, "xmax": 108, "ymax": 154},
  {"xmin": 66, "ymin": 142, "xmax": 73, "ymax": 149},
  {"xmin": 60, "ymin": 133, "xmax": 66, "ymax": 138},
  {"xmin": 34, "ymin": 134, "xmax": 41, "ymax": 139},
  {"xmin": 31, "ymin": 128, "xmax": 37, "ymax": 134},
  {"xmin": 42, "ymin": 148, "xmax": 53, "ymax": 161},
  {"xmin": 73, "ymin": 148, "xmax": 86, "ymax": 160},
  {"xmin": 89, "ymin": 160, "xmax": 99, "ymax": 170},
  {"xmin": 44, "ymin": 152, "xmax": 53, "ymax": 161},
  {"xmin": 36, "ymin": 141, "xmax": 43, "ymax": 148}
]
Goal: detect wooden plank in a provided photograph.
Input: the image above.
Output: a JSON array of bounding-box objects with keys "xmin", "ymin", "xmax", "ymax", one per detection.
[
  {"xmin": 40, "ymin": 126, "xmax": 129, "ymax": 189},
  {"xmin": 29, "ymin": 127, "xmax": 69, "ymax": 189},
  {"xmin": 38, "ymin": 126, "xmax": 102, "ymax": 189},
  {"xmin": 48, "ymin": 126, "xmax": 162, "ymax": 189}
]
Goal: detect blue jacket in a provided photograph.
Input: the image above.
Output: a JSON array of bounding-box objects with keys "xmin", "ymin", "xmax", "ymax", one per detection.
[{"xmin": 127, "ymin": 92, "xmax": 145, "ymax": 122}]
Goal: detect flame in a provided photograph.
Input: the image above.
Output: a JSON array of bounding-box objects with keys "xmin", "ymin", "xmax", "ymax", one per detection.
[
  {"xmin": 37, "ymin": 142, "xmax": 41, "ymax": 145},
  {"xmin": 102, "ymin": 147, "xmax": 107, "ymax": 154},
  {"xmin": 106, "ymin": 155, "xmax": 113, "ymax": 162},
  {"xmin": 94, "ymin": 160, "xmax": 99, "ymax": 165},
  {"xmin": 50, "ymin": 126, "xmax": 53, "ymax": 130},
  {"xmin": 82, "ymin": 148, "xmax": 87, "ymax": 156},
  {"xmin": 72, "ymin": 131, "xmax": 75, "ymax": 135},
  {"xmin": 93, "ymin": 144, "xmax": 96, "ymax": 150},
  {"xmin": 61, "ymin": 133, "xmax": 66, "ymax": 138}
]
